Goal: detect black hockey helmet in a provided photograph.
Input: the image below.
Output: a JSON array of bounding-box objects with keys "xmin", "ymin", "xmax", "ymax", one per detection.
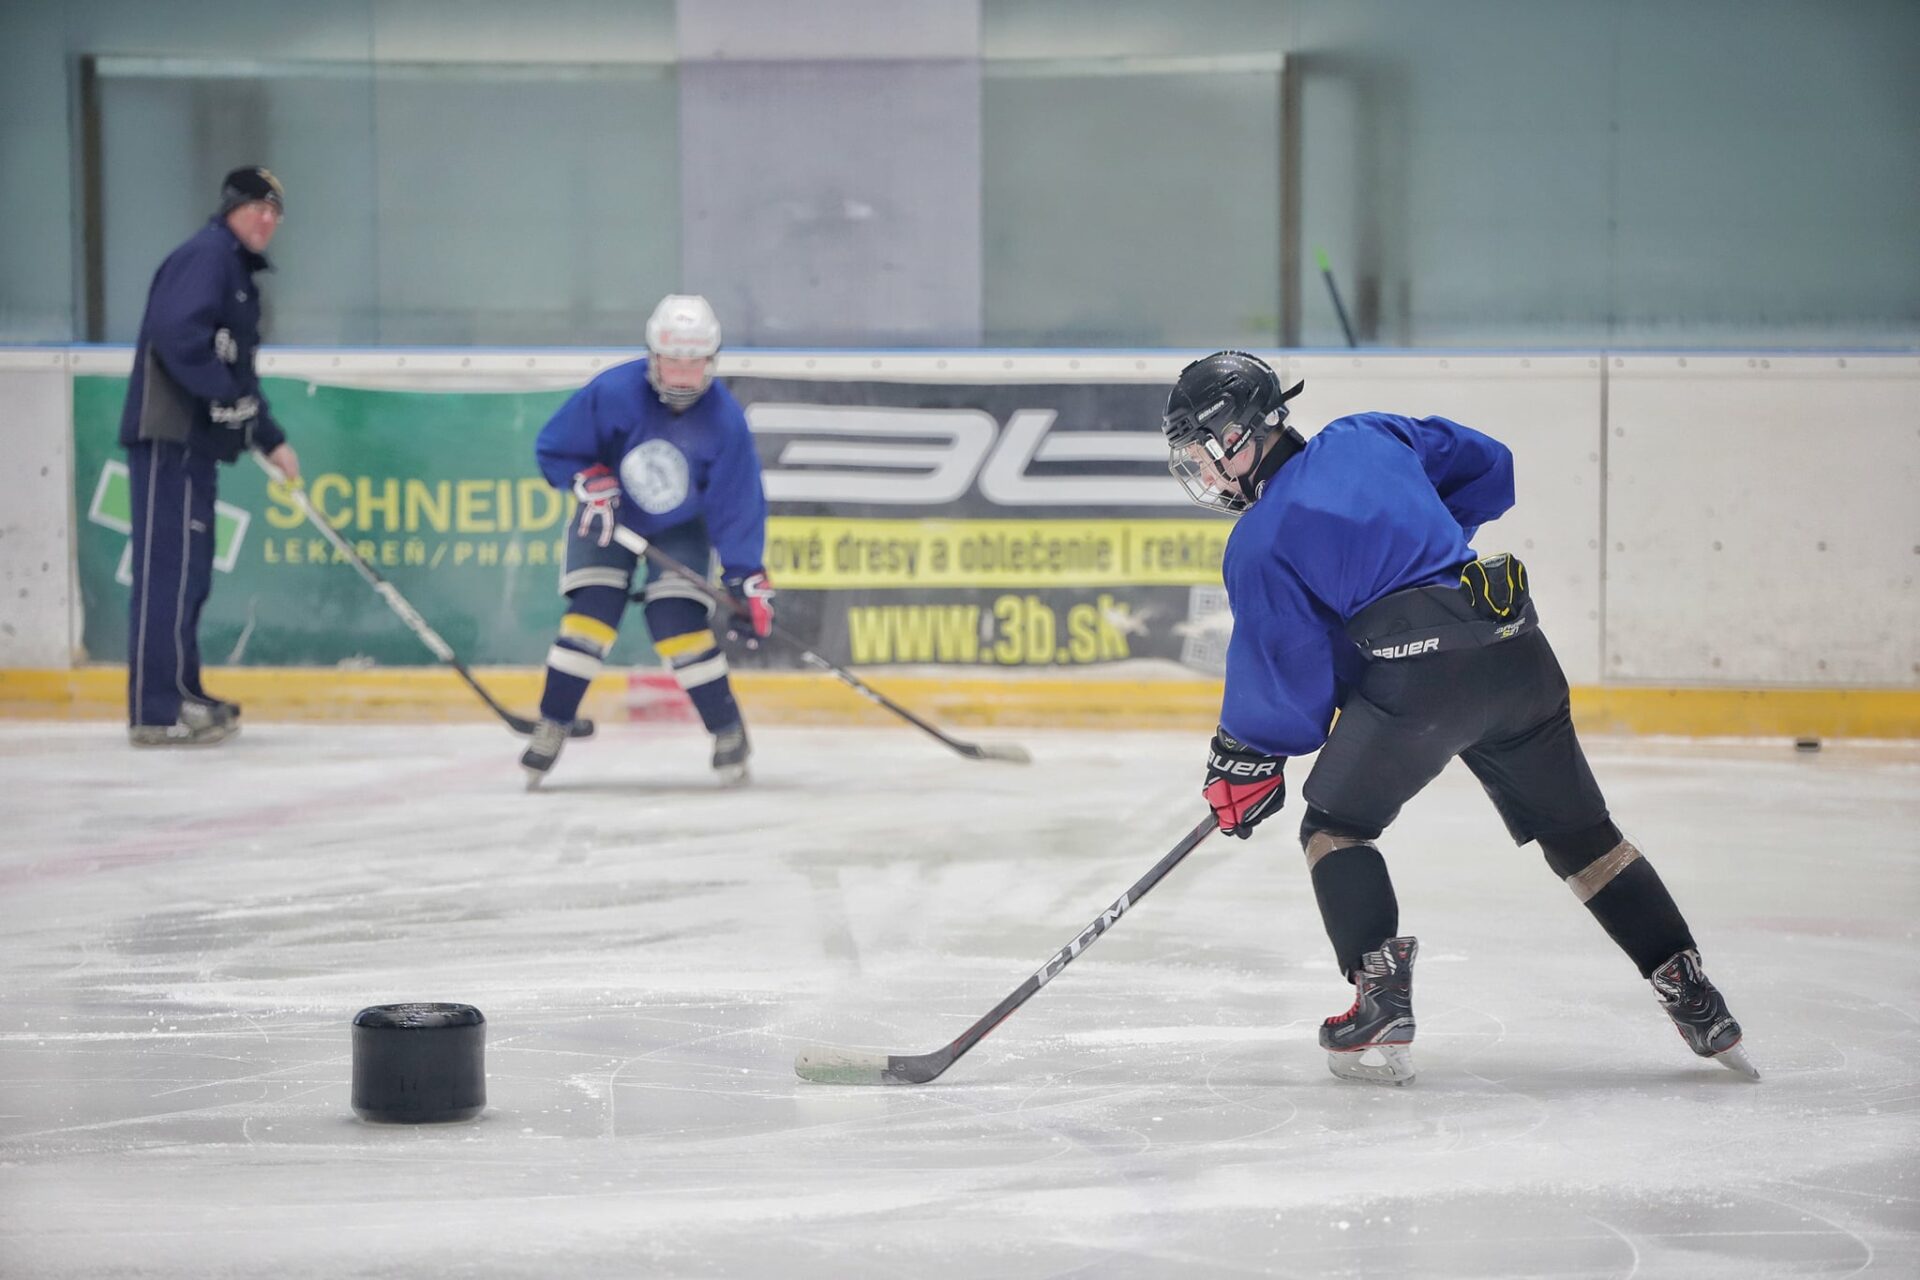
[{"xmin": 1162, "ymin": 350, "xmax": 1304, "ymax": 514}]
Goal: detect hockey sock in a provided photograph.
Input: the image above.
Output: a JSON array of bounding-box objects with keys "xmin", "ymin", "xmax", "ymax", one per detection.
[
  {"xmin": 539, "ymin": 585, "xmax": 625, "ymax": 722},
  {"xmin": 644, "ymin": 596, "xmax": 743, "ymax": 732},
  {"xmin": 1582, "ymin": 861, "xmax": 1697, "ymax": 977},
  {"xmin": 1541, "ymin": 823, "xmax": 1696, "ymax": 978},
  {"xmin": 1309, "ymin": 843, "xmax": 1400, "ymax": 977}
]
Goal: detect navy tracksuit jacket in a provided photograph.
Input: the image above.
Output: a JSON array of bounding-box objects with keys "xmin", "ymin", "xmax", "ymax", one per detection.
[{"xmin": 118, "ymin": 217, "xmax": 286, "ymax": 726}]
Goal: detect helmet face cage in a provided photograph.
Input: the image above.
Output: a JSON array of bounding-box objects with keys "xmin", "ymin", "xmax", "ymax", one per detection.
[
  {"xmin": 1165, "ymin": 404, "xmax": 1261, "ymax": 514},
  {"xmin": 645, "ymin": 294, "xmax": 721, "ymax": 409},
  {"xmin": 1161, "ymin": 351, "xmax": 1287, "ymax": 515}
]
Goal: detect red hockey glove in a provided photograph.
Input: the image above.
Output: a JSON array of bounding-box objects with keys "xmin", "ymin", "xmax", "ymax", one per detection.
[
  {"xmin": 1203, "ymin": 727, "xmax": 1287, "ymax": 839},
  {"xmin": 571, "ymin": 464, "xmax": 621, "ymax": 547},
  {"xmin": 722, "ymin": 570, "xmax": 775, "ymax": 648}
]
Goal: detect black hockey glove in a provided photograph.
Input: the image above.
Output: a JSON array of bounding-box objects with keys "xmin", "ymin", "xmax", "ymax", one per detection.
[{"xmin": 1203, "ymin": 727, "xmax": 1287, "ymax": 839}]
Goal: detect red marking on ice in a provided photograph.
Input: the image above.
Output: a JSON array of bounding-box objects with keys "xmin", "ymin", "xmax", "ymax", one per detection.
[
  {"xmin": 624, "ymin": 671, "xmax": 698, "ymax": 723},
  {"xmin": 0, "ymin": 751, "xmax": 493, "ymax": 889}
]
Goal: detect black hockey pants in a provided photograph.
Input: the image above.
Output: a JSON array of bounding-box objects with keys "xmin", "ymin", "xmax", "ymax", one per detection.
[{"xmin": 1302, "ymin": 627, "xmax": 1609, "ymax": 847}]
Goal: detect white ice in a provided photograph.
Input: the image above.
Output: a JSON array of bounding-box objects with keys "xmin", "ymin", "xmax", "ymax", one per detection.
[{"xmin": 1, "ymin": 721, "xmax": 1916, "ymax": 1277}]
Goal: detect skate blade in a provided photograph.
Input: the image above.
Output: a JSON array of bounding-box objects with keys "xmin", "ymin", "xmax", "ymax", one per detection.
[
  {"xmin": 522, "ymin": 766, "xmax": 547, "ymax": 792},
  {"xmin": 1714, "ymin": 1041, "xmax": 1760, "ymax": 1082},
  {"xmin": 715, "ymin": 763, "xmax": 750, "ymax": 787},
  {"xmin": 1327, "ymin": 1043, "xmax": 1416, "ymax": 1086}
]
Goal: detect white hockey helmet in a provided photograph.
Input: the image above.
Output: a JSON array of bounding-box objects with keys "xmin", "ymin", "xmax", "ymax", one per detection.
[{"xmin": 645, "ymin": 294, "xmax": 722, "ymax": 410}]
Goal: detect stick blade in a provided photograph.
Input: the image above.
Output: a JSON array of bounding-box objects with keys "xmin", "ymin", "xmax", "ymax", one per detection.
[
  {"xmin": 793, "ymin": 1046, "xmax": 950, "ymax": 1086},
  {"xmin": 504, "ymin": 713, "xmax": 596, "ymax": 740},
  {"xmin": 963, "ymin": 742, "xmax": 1031, "ymax": 765},
  {"xmin": 793, "ymin": 1047, "xmax": 899, "ymax": 1086}
]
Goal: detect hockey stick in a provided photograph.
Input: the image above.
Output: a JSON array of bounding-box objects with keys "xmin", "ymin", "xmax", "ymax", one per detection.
[
  {"xmin": 795, "ymin": 813, "xmax": 1218, "ymax": 1085},
  {"xmin": 1316, "ymin": 247, "xmax": 1358, "ymax": 348},
  {"xmin": 608, "ymin": 525, "xmax": 1029, "ymax": 764},
  {"xmin": 253, "ymin": 452, "xmax": 592, "ymax": 740}
]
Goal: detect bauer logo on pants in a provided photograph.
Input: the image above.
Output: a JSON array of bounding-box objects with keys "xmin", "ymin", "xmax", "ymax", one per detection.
[{"xmin": 1371, "ymin": 637, "xmax": 1441, "ymax": 660}]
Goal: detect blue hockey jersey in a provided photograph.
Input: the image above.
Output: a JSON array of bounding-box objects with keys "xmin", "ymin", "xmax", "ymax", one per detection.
[
  {"xmin": 1220, "ymin": 413, "xmax": 1516, "ymax": 757},
  {"xmin": 534, "ymin": 359, "xmax": 769, "ymax": 578}
]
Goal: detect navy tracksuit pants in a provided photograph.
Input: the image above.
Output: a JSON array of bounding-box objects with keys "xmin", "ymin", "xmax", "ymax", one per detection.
[{"xmin": 126, "ymin": 441, "xmax": 220, "ymax": 727}]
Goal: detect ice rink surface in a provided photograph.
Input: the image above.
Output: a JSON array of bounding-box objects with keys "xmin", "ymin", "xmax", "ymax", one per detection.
[{"xmin": 2, "ymin": 720, "xmax": 1916, "ymax": 1278}]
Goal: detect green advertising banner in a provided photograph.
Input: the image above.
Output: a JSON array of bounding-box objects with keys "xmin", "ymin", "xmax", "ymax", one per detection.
[
  {"xmin": 71, "ymin": 374, "xmax": 659, "ymax": 668},
  {"xmin": 73, "ymin": 371, "xmax": 1232, "ymax": 674}
]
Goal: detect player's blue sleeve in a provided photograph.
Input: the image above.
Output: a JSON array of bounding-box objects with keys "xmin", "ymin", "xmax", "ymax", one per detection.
[
  {"xmin": 703, "ymin": 403, "xmax": 769, "ymax": 577},
  {"xmin": 145, "ymin": 244, "xmax": 244, "ymax": 404},
  {"xmin": 1370, "ymin": 413, "xmax": 1515, "ymax": 540},
  {"xmin": 1217, "ymin": 544, "xmax": 1347, "ymax": 758},
  {"xmin": 534, "ymin": 379, "xmax": 609, "ymax": 490}
]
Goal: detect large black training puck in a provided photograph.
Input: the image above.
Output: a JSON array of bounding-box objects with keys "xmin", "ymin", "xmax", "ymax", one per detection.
[{"xmin": 351, "ymin": 1002, "xmax": 486, "ymax": 1124}]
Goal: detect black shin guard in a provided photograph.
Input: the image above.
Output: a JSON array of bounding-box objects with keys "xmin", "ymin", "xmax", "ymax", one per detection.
[
  {"xmin": 1583, "ymin": 861, "xmax": 1697, "ymax": 978},
  {"xmin": 1541, "ymin": 821, "xmax": 1695, "ymax": 978},
  {"xmin": 1310, "ymin": 844, "xmax": 1399, "ymax": 977}
]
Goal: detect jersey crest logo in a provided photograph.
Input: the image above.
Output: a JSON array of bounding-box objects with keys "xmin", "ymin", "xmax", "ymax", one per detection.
[{"xmin": 620, "ymin": 439, "xmax": 691, "ymax": 515}]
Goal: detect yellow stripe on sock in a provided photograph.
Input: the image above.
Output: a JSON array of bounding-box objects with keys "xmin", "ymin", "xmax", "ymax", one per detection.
[
  {"xmin": 654, "ymin": 629, "xmax": 719, "ymax": 660},
  {"xmin": 559, "ymin": 613, "xmax": 618, "ymax": 651}
]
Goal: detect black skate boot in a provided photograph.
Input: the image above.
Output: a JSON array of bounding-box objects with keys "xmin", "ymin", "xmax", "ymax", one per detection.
[
  {"xmin": 1319, "ymin": 936, "xmax": 1418, "ymax": 1085},
  {"xmin": 1650, "ymin": 949, "xmax": 1758, "ymax": 1080},
  {"xmin": 710, "ymin": 721, "xmax": 750, "ymax": 786},
  {"xmin": 519, "ymin": 718, "xmax": 567, "ymax": 790}
]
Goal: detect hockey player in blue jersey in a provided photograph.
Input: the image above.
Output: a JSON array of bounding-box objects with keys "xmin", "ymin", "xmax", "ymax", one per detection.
[
  {"xmin": 519, "ymin": 295, "xmax": 772, "ymax": 787},
  {"xmin": 1163, "ymin": 351, "xmax": 1754, "ymax": 1085}
]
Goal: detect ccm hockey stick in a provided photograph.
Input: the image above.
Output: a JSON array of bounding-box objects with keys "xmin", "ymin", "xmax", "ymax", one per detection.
[
  {"xmin": 609, "ymin": 525, "xmax": 1029, "ymax": 764},
  {"xmin": 254, "ymin": 452, "xmax": 592, "ymax": 740},
  {"xmin": 795, "ymin": 813, "xmax": 1218, "ymax": 1084}
]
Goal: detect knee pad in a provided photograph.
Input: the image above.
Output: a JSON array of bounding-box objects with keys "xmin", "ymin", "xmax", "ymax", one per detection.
[
  {"xmin": 643, "ymin": 595, "xmax": 712, "ymax": 646},
  {"xmin": 564, "ymin": 584, "xmax": 628, "ymax": 630},
  {"xmin": 546, "ymin": 585, "xmax": 628, "ymax": 681},
  {"xmin": 1539, "ymin": 819, "xmax": 1639, "ymax": 903},
  {"xmin": 642, "ymin": 575, "xmax": 718, "ymax": 615},
  {"xmin": 1299, "ymin": 806, "xmax": 1382, "ymax": 870}
]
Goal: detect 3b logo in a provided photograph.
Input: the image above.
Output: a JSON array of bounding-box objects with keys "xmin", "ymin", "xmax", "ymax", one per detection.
[{"xmin": 746, "ymin": 404, "xmax": 1187, "ymax": 508}]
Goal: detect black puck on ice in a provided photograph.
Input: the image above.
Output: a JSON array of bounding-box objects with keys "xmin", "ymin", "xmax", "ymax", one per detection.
[
  {"xmin": 1794, "ymin": 737, "xmax": 1822, "ymax": 753},
  {"xmin": 351, "ymin": 1002, "xmax": 486, "ymax": 1124}
]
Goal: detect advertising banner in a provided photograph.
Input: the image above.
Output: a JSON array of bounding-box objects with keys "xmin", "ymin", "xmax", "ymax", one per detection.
[
  {"xmin": 72, "ymin": 371, "xmax": 1232, "ymax": 672},
  {"xmin": 729, "ymin": 376, "xmax": 1229, "ymax": 672}
]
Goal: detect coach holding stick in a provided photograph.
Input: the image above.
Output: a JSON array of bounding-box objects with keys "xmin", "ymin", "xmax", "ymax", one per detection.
[{"xmin": 119, "ymin": 166, "xmax": 300, "ymax": 746}]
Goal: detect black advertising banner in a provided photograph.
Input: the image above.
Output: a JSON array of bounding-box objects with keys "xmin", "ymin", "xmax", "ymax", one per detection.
[{"xmin": 728, "ymin": 377, "xmax": 1231, "ymax": 673}]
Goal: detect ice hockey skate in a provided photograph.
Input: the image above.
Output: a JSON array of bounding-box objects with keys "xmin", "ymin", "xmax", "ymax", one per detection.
[
  {"xmin": 190, "ymin": 694, "xmax": 241, "ymax": 727},
  {"xmin": 711, "ymin": 722, "xmax": 750, "ymax": 786},
  {"xmin": 1651, "ymin": 948, "xmax": 1759, "ymax": 1080},
  {"xmin": 128, "ymin": 699, "xmax": 236, "ymax": 748},
  {"xmin": 519, "ymin": 717, "xmax": 568, "ymax": 790},
  {"xmin": 1320, "ymin": 936, "xmax": 1418, "ymax": 1085}
]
